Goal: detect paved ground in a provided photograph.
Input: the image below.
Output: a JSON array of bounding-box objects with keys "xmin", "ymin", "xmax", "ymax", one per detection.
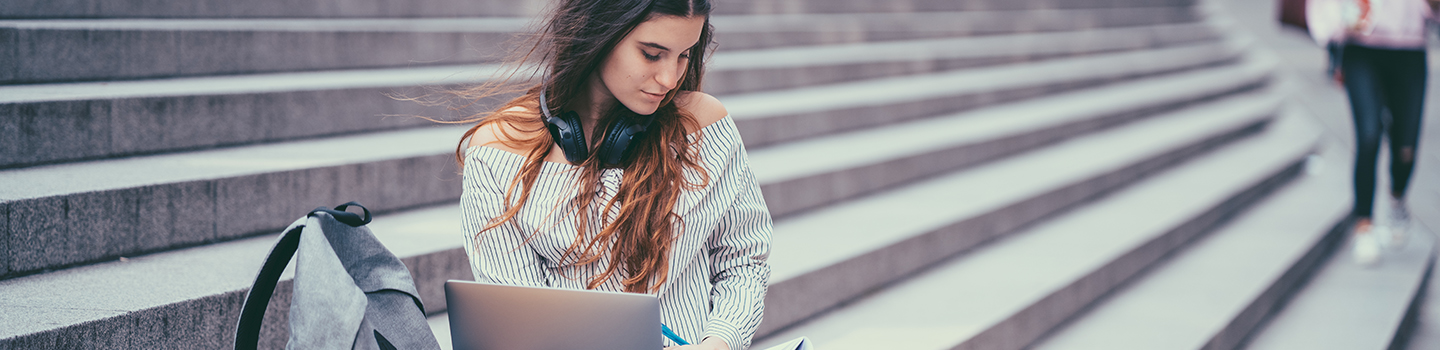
[{"xmin": 1204, "ymin": 0, "xmax": 1440, "ymax": 347}]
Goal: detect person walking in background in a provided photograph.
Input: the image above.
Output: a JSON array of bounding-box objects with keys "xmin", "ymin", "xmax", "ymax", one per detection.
[
  {"xmin": 444, "ymin": 0, "xmax": 772, "ymax": 349},
  {"xmin": 1309, "ymin": 0, "xmax": 1435, "ymax": 265}
]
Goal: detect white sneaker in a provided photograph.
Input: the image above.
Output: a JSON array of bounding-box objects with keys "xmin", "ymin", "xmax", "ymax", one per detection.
[
  {"xmin": 1353, "ymin": 228, "xmax": 1381, "ymax": 266},
  {"xmin": 1388, "ymin": 197, "xmax": 1411, "ymax": 248},
  {"xmin": 1373, "ymin": 224, "xmax": 1395, "ymax": 250}
]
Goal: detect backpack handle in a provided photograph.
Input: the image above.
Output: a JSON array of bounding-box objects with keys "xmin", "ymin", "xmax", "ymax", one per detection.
[{"xmin": 233, "ymin": 202, "xmax": 370, "ymax": 350}]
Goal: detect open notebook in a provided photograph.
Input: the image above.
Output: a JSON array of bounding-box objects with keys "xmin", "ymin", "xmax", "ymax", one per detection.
[{"xmin": 760, "ymin": 337, "xmax": 812, "ymax": 350}]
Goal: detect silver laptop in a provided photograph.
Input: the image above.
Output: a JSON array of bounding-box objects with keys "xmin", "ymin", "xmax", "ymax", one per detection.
[{"xmin": 445, "ymin": 280, "xmax": 662, "ymax": 350}]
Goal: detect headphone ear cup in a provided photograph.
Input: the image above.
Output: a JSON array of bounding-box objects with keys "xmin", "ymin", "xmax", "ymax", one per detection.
[
  {"xmin": 548, "ymin": 110, "xmax": 589, "ymax": 163},
  {"xmin": 596, "ymin": 117, "xmax": 645, "ymax": 166}
]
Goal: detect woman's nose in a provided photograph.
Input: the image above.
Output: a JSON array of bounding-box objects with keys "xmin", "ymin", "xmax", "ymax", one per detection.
[{"xmin": 655, "ymin": 64, "xmax": 681, "ymax": 91}]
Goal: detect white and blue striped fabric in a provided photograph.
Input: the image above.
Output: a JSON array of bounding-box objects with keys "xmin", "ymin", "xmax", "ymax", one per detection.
[{"xmin": 460, "ymin": 116, "xmax": 772, "ymax": 350}]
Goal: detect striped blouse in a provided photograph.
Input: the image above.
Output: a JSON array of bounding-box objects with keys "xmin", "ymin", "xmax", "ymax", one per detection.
[{"xmin": 459, "ymin": 116, "xmax": 773, "ymax": 350}]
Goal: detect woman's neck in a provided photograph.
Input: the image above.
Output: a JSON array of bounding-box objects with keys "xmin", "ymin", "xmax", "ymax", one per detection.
[{"xmin": 568, "ymin": 76, "xmax": 617, "ymax": 146}]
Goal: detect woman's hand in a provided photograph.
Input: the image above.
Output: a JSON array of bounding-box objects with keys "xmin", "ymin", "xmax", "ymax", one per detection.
[{"xmin": 664, "ymin": 336, "xmax": 729, "ymax": 350}]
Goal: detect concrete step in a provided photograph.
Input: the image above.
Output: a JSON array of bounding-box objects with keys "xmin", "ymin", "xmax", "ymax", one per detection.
[
  {"xmin": 0, "ymin": 48, "xmax": 1261, "ymax": 277},
  {"xmin": 703, "ymin": 22, "xmax": 1220, "ymax": 95},
  {"xmin": 0, "ymin": 203, "xmax": 471, "ymax": 349},
  {"xmin": 0, "ymin": 7, "xmax": 1199, "ymax": 84},
  {"xmin": 0, "ymin": 22, "xmax": 1220, "ymax": 169},
  {"xmin": 0, "ymin": 0, "xmax": 1191, "ymax": 19},
  {"xmin": 0, "ymin": 64, "xmax": 496, "ymax": 170},
  {"xmin": 0, "ymin": 125, "xmax": 466, "ymax": 279},
  {"xmin": 1244, "ymin": 219, "xmax": 1436, "ymax": 349},
  {"xmin": 751, "ymin": 56, "xmax": 1270, "ymax": 218},
  {"xmin": 730, "ymin": 39, "xmax": 1242, "ymax": 148},
  {"xmin": 753, "ymin": 102, "xmax": 1320, "ymax": 350},
  {"xmin": 750, "ymin": 86, "xmax": 1287, "ymax": 339},
  {"xmin": 0, "ymin": 18, "xmax": 524, "ymax": 85},
  {"xmin": 1026, "ymin": 116, "xmax": 1350, "ymax": 350},
  {"xmin": 0, "ymin": 69, "xmax": 1285, "ymax": 350}
]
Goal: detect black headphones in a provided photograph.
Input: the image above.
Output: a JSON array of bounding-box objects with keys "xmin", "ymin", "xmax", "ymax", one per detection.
[{"xmin": 539, "ymin": 88, "xmax": 654, "ymax": 167}]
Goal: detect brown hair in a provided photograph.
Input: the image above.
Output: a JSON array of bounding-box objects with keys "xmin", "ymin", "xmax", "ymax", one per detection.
[{"xmin": 444, "ymin": 0, "xmax": 715, "ymax": 293}]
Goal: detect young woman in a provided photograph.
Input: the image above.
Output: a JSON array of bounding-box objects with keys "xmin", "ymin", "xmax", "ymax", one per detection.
[
  {"xmin": 1309, "ymin": 0, "xmax": 1432, "ymax": 265},
  {"xmin": 453, "ymin": 0, "xmax": 771, "ymax": 349}
]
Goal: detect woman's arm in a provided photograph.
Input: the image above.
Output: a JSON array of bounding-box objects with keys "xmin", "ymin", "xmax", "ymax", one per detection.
[
  {"xmin": 460, "ymin": 151, "xmax": 550, "ymax": 286},
  {"xmin": 702, "ymin": 144, "xmax": 773, "ymax": 350}
]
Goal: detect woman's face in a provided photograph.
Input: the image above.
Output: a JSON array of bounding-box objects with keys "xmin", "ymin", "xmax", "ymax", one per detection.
[{"xmin": 596, "ymin": 14, "xmax": 706, "ymax": 116}]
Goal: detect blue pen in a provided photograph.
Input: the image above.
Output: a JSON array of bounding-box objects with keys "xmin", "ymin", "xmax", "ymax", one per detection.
[{"xmin": 661, "ymin": 323, "xmax": 690, "ymax": 346}]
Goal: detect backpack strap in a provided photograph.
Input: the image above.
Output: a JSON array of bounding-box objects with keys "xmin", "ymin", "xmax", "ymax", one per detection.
[{"xmin": 233, "ymin": 202, "xmax": 371, "ymax": 350}]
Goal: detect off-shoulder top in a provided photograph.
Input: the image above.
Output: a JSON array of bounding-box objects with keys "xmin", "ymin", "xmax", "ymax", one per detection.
[{"xmin": 459, "ymin": 116, "xmax": 772, "ymax": 350}]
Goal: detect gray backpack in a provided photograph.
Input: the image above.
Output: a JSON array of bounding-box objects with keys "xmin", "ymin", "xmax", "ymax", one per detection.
[{"xmin": 235, "ymin": 202, "xmax": 443, "ymax": 350}]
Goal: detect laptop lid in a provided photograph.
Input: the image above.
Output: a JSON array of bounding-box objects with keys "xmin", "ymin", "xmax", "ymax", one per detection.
[{"xmin": 445, "ymin": 280, "xmax": 662, "ymax": 350}]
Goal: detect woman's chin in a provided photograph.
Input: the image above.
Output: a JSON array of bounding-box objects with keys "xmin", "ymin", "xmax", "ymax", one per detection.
[{"xmin": 623, "ymin": 101, "xmax": 662, "ymax": 116}]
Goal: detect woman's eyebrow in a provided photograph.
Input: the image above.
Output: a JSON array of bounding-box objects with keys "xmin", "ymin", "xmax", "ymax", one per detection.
[{"xmin": 639, "ymin": 42, "xmax": 671, "ymax": 51}]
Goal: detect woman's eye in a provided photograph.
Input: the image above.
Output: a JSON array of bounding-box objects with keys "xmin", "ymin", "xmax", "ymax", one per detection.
[
  {"xmin": 679, "ymin": 54, "xmax": 691, "ymax": 61},
  {"xmin": 643, "ymin": 52, "xmax": 660, "ymax": 61}
]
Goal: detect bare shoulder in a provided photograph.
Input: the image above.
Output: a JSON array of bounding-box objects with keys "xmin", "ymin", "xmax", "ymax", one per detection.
[
  {"xmin": 467, "ymin": 106, "xmax": 543, "ymax": 154},
  {"xmin": 676, "ymin": 91, "xmax": 728, "ymax": 133}
]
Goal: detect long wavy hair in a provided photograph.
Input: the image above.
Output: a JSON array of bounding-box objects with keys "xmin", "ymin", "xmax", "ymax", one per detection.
[{"xmin": 444, "ymin": 0, "xmax": 714, "ymax": 293}]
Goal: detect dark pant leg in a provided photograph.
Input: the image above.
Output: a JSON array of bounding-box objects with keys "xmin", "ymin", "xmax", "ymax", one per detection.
[
  {"xmin": 1377, "ymin": 49, "xmax": 1427, "ymax": 198},
  {"xmin": 1343, "ymin": 45, "xmax": 1385, "ymax": 218}
]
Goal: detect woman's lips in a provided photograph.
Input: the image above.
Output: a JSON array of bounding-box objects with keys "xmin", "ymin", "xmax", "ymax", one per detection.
[{"xmin": 642, "ymin": 91, "xmax": 666, "ymax": 101}]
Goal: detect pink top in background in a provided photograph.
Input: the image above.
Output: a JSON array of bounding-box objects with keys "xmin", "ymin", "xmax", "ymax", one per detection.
[{"xmin": 1308, "ymin": 0, "xmax": 1434, "ymax": 49}]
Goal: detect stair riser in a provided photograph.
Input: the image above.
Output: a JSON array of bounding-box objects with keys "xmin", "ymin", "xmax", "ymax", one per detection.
[
  {"xmin": 0, "ymin": 289, "xmax": 253, "ymax": 349},
  {"xmin": 962, "ymin": 159, "xmax": 1304, "ymax": 350},
  {"xmin": 735, "ymin": 59, "xmax": 1234, "ymax": 149},
  {"xmin": 1, "ymin": 89, "xmax": 473, "ymax": 169},
  {"xmin": 0, "ymin": 0, "xmax": 1194, "ymax": 19},
  {"xmin": 755, "ymin": 116, "xmax": 1273, "ymax": 339},
  {"xmin": 0, "ymin": 28, "xmax": 513, "ymax": 84},
  {"xmin": 1, "ymin": 155, "xmax": 461, "ymax": 279},
  {"xmin": 761, "ymin": 82, "xmax": 1263, "ymax": 219}
]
